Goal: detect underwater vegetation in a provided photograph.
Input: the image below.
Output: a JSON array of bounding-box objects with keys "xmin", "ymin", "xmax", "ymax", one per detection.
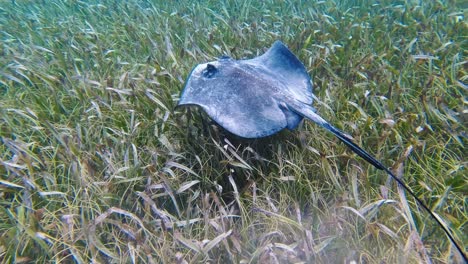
[{"xmin": 0, "ymin": 0, "xmax": 466, "ymax": 263}]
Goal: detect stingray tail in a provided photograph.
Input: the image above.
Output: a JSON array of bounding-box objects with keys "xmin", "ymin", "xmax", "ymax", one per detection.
[{"xmin": 288, "ymin": 101, "xmax": 467, "ymax": 261}]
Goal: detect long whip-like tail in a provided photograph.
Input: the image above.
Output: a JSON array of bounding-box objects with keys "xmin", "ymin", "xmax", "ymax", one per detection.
[{"xmin": 287, "ymin": 101, "xmax": 467, "ymax": 261}]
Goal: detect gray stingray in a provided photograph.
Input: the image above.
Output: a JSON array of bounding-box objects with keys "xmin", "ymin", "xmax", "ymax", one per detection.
[{"xmin": 178, "ymin": 41, "xmax": 466, "ymax": 260}]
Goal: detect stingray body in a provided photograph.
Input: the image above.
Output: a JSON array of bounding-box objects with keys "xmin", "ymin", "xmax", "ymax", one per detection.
[
  {"xmin": 178, "ymin": 41, "xmax": 466, "ymax": 260},
  {"xmin": 179, "ymin": 41, "xmax": 313, "ymax": 138}
]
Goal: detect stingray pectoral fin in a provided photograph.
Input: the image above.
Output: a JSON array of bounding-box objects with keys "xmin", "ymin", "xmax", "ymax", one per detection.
[{"xmin": 286, "ymin": 101, "xmax": 385, "ymax": 170}]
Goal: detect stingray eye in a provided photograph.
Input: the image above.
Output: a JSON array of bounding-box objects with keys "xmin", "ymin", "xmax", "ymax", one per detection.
[{"xmin": 202, "ymin": 64, "xmax": 218, "ymax": 78}]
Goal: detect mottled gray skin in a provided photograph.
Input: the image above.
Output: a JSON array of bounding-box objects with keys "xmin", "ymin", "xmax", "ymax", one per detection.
[{"xmin": 178, "ymin": 41, "xmax": 314, "ymax": 138}]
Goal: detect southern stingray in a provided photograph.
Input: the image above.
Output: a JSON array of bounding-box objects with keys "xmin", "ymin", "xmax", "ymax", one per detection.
[{"xmin": 178, "ymin": 41, "xmax": 466, "ymax": 259}]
